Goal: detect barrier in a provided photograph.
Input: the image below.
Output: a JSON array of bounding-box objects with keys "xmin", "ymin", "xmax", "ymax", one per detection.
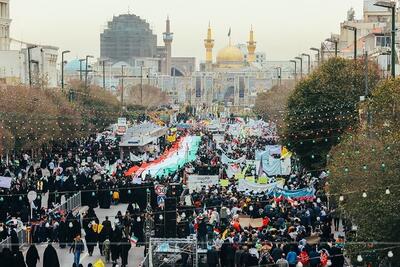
[
  {"xmin": 0, "ymin": 228, "xmax": 27, "ymax": 252},
  {"xmin": 48, "ymin": 191, "xmax": 82, "ymax": 215}
]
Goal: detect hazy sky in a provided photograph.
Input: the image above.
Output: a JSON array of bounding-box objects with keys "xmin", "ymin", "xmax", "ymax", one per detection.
[{"xmin": 10, "ymin": 0, "xmax": 364, "ymax": 62}]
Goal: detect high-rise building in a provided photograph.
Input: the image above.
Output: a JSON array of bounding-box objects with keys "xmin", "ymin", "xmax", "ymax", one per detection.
[
  {"xmin": 0, "ymin": 0, "xmax": 11, "ymax": 50},
  {"xmin": 100, "ymin": 14, "xmax": 157, "ymax": 63}
]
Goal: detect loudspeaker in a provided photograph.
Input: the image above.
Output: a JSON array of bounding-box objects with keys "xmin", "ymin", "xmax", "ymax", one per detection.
[{"xmin": 164, "ymin": 198, "xmax": 177, "ymax": 238}]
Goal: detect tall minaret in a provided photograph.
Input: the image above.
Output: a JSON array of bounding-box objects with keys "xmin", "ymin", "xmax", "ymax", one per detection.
[
  {"xmin": 247, "ymin": 25, "xmax": 256, "ymax": 63},
  {"xmin": 0, "ymin": 0, "xmax": 11, "ymax": 50},
  {"xmin": 163, "ymin": 16, "xmax": 173, "ymax": 75},
  {"xmin": 204, "ymin": 22, "xmax": 214, "ymax": 68}
]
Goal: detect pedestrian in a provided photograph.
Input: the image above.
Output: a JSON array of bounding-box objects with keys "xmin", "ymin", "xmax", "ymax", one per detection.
[
  {"xmin": 119, "ymin": 236, "xmax": 131, "ymax": 267},
  {"xmin": 70, "ymin": 234, "xmax": 85, "ymax": 266},
  {"xmin": 85, "ymin": 224, "xmax": 97, "ymax": 256},
  {"xmin": 15, "ymin": 250, "xmax": 26, "ymax": 267},
  {"xmin": 102, "ymin": 237, "xmax": 111, "ymax": 263},
  {"xmin": 26, "ymin": 244, "xmax": 40, "ymax": 267},
  {"xmin": 43, "ymin": 242, "xmax": 60, "ymax": 267}
]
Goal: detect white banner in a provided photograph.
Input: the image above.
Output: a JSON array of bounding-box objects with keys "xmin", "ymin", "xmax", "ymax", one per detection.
[
  {"xmin": 0, "ymin": 176, "xmax": 12, "ymax": 189},
  {"xmin": 187, "ymin": 175, "xmax": 219, "ymax": 192},
  {"xmin": 237, "ymin": 179, "xmax": 285, "ymax": 193}
]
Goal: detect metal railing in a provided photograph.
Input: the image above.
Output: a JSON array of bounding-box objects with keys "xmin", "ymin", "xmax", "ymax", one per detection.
[
  {"xmin": 48, "ymin": 191, "xmax": 82, "ymax": 215},
  {"xmin": 0, "ymin": 228, "xmax": 27, "ymax": 252},
  {"xmin": 0, "ymin": 192, "xmax": 82, "ymax": 252}
]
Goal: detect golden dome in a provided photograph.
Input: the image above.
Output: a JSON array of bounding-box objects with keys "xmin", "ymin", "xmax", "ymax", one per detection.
[{"xmin": 216, "ymin": 45, "xmax": 244, "ymax": 67}]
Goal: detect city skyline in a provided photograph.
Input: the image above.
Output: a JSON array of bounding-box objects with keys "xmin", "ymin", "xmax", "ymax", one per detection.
[{"xmin": 10, "ymin": 0, "xmax": 364, "ymax": 62}]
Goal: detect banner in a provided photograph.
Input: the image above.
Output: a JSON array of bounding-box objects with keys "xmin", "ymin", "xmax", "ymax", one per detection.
[
  {"xmin": 237, "ymin": 179, "xmax": 285, "ymax": 193},
  {"xmin": 0, "ymin": 176, "xmax": 12, "ymax": 189},
  {"xmin": 221, "ymin": 153, "xmax": 246, "ymax": 165},
  {"xmin": 238, "ymin": 215, "xmax": 264, "ymax": 228},
  {"xmin": 273, "ymin": 187, "xmax": 316, "ymax": 200},
  {"xmin": 187, "ymin": 175, "xmax": 219, "ymax": 191}
]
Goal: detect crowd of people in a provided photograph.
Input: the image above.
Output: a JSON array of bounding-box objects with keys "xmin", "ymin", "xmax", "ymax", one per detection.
[{"xmin": 0, "ymin": 119, "xmax": 348, "ymax": 266}]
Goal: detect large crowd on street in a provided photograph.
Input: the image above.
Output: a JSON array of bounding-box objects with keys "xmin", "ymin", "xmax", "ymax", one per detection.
[{"xmin": 0, "ymin": 118, "xmax": 347, "ymax": 267}]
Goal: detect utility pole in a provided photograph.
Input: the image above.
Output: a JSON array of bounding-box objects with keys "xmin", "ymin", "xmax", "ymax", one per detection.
[
  {"xmin": 27, "ymin": 45, "xmax": 37, "ymax": 87},
  {"xmin": 101, "ymin": 59, "xmax": 108, "ymax": 90},
  {"xmin": 61, "ymin": 50, "xmax": 70, "ymax": 90},
  {"xmin": 85, "ymin": 55, "xmax": 93, "ymax": 89},
  {"xmin": 121, "ymin": 65, "xmax": 125, "ymax": 110},
  {"xmin": 290, "ymin": 60, "xmax": 297, "ymax": 80},
  {"xmin": 140, "ymin": 66, "xmax": 143, "ymax": 106},
  {"xmin": 295, "ymin": 57, "xmax": 303, "ymax": 79},
  {"xmin": 144, "ymin": 188, "xmax": 153, "ymax": 256},
  {"xmin": 79, "ymin": 59, "xmax": 85, "ymax": 81}
]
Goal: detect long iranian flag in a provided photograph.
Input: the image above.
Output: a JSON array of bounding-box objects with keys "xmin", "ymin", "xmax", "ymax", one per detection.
[{"xmin": 138, "ymin": 135, "xmax": 201, "ymax": 179}]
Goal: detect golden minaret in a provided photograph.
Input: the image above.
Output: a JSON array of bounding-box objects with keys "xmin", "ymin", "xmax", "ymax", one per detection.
[
  {"xmin": 247, "ymin": 25, "xmax": 256, "ymax": 63},
  {"xmin": 204, "ymin": 22, "xmax": 214, "ymax": 65}
]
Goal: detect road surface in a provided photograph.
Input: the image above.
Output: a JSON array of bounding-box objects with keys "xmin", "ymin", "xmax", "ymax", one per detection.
[{"xmin": 22, "ymin": 203, "xmax": 145, "ymax": 267}]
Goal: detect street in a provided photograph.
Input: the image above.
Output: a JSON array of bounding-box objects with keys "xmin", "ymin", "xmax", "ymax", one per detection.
[{"xmin": 22, "ymin": 203, "xmax": 145, "ymax": 267}]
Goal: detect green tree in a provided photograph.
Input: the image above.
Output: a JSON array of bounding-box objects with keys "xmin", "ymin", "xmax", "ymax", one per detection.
[
  {"xmin": 328, "ymin": 78, "xmax": 400, "ymax": 265},
  {"xmin": 282, "ymin": 57, "xmax": 380, "ymax": 170}
]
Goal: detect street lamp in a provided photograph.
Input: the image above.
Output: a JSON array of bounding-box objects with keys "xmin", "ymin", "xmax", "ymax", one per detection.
[
  {"xmin": 289, "ymin": 60, "xmax": 297, "ymax": 80},
  {"xmin": 374, "ymin": 1, "xmax": 396, "ymax": 78},
  {"xmin": 100, "ymin": 58, "xmax": 109, "ymax": 90},
  {"xmin": 302, "ymin": 53, "xmax": 311, "ymax": 74},
  {"xmin": 326, "ymin": 37, "xmax": 339, "ymax": 57},
  {"xmin": 275, "ymin": 67, "xmax": 282, "ymax": 86},
  {"xmin": 343, "ymin": 25, "xmax": 357, "ymax": 60},
  {"xmin": 61, "ymin": 50, "xmax": 70, "ymax": 90},
  {"xmin": 85, "ymin": 55, "xmax": 94, "ymax": 89},
  {"xmin": 79, "ymin": 59, "xmax": 86, "ymax": 81},
  {"xmin": 310, "ymin": 47, "xmax": 320, "ymax": 66},
  {"xmin": 295, "ymin": 56, "xmax": 303, "ymax": 79},
  {"xmin": 27, "ymin": 45, "xmax": 37, "ymax": 87}
]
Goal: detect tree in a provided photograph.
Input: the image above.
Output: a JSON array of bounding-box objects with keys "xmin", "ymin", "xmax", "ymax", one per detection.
[
  {"xmin": 254, "ymin": 84, "xmax": 294, "ymax": 130},
  {"xmin": 282, "ymin": 57, "xmax": 380, "ymax": 170},
  {"xmin": 0, "ymin": 85, "xmax": 61, "ymax": 152},
  {"xmin": 328, "ymin": 78, "xmax": 400, "ymax": 265},
  {"xmin": 123, "ymin": 84, "xmax": 169, "ymax": 108},
  {"xmin": 69, "ymin": 80, "xmax": 120, "ymax": 132}
]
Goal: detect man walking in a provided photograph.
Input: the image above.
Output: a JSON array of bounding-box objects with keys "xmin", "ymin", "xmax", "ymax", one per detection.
[{"xmin": 70, "ymin": 234, "xmax": 85, "ymax": 265}]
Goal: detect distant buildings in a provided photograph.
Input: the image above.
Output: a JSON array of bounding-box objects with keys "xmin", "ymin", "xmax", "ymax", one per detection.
[
  {"xmin": 321, "ymin": 0, "xmax": 400, "ymax": 75},
  {"xmin": 100, "ymin": 14, "xmax": 157, "ymax": 62},
  {"xmin": 0, "ymin": 0, "xmax": 59, "ymax": 87},
  {"xmin": 0, "ymin": 0, "xmax": 11, "ymax": 51}
]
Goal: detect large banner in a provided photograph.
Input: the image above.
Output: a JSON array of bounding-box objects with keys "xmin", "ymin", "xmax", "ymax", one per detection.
[
  {"xmin": 0, "ymin": 176, "xmax": 12, "ymax": 189},
  {"xmin": 187, "ymin": 175, "xmax": 219, "ymax": 191},
  {"xmin": 237, "ymin": 179, "xmax": 285, "ymax": 193}
]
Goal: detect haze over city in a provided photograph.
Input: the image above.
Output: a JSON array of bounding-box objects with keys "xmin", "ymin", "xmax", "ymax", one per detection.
[{"xmin": 11, "ymin": 0, "xmax": 363, "ymax": 61}]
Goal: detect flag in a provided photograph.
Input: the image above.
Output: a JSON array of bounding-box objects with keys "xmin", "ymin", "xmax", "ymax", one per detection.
[
  {"xmin": 130, "ymin": 234, "xmax": 139, "ymax": 246},
  {"xmin": 228, "ymin": 27, "xmax": 231, "ymax": 37}
]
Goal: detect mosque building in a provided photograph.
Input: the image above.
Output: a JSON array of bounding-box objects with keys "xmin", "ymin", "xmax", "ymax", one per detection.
[{"xmin": 190, "ymin": 24, "xmax": 270, "ymax": 113}]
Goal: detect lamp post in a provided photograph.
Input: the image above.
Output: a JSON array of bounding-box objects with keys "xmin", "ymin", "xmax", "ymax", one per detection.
[
  {"xmin": 374, "ymin": 1, "xmax": 396, "ymax": 78},
  {"xmin": 85, "ymin": 55, "xmax": 93, "ymax": 89},
  {"xmin": 343, "ymin": 25, "xmax": 357, "ymax": 60},
  {"xmin": 302, "ymin": 53, "xmax": 311, "ymax": 74},
  {"xmin": 310, "ymin": 47, "xmax": 320, "ymax": 66},
  {"xmin": 121, "ymin": 65, "xmax": 126, "ymax": 110},
  {"xmin": 79, "ymin": 59, "xmax": 86, "ymax": 81},
  {"xmin": 295, "ymin": 57, "xmax": 303, "ymax": 79},
  {"xmin": 290, "ymin": 60, "xmax": 297, "ymax": 80},
  {"xmin": 326, "ymin": 37, "xmax": 339, "ymax": 57},
  {"xmin": 275, "ymin": 67, "xmax": 282, "ymax": 86},
  {"xmin": 27, "ymin": 45, "xmax": 37, "ymax": 87},
  {"xmin": 61, "ymin": 50, "xmax": 70, "ymax": 90},
  {"xmin": 100, "ymin": 59, "xmax": 109, "ymax": 90}
]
